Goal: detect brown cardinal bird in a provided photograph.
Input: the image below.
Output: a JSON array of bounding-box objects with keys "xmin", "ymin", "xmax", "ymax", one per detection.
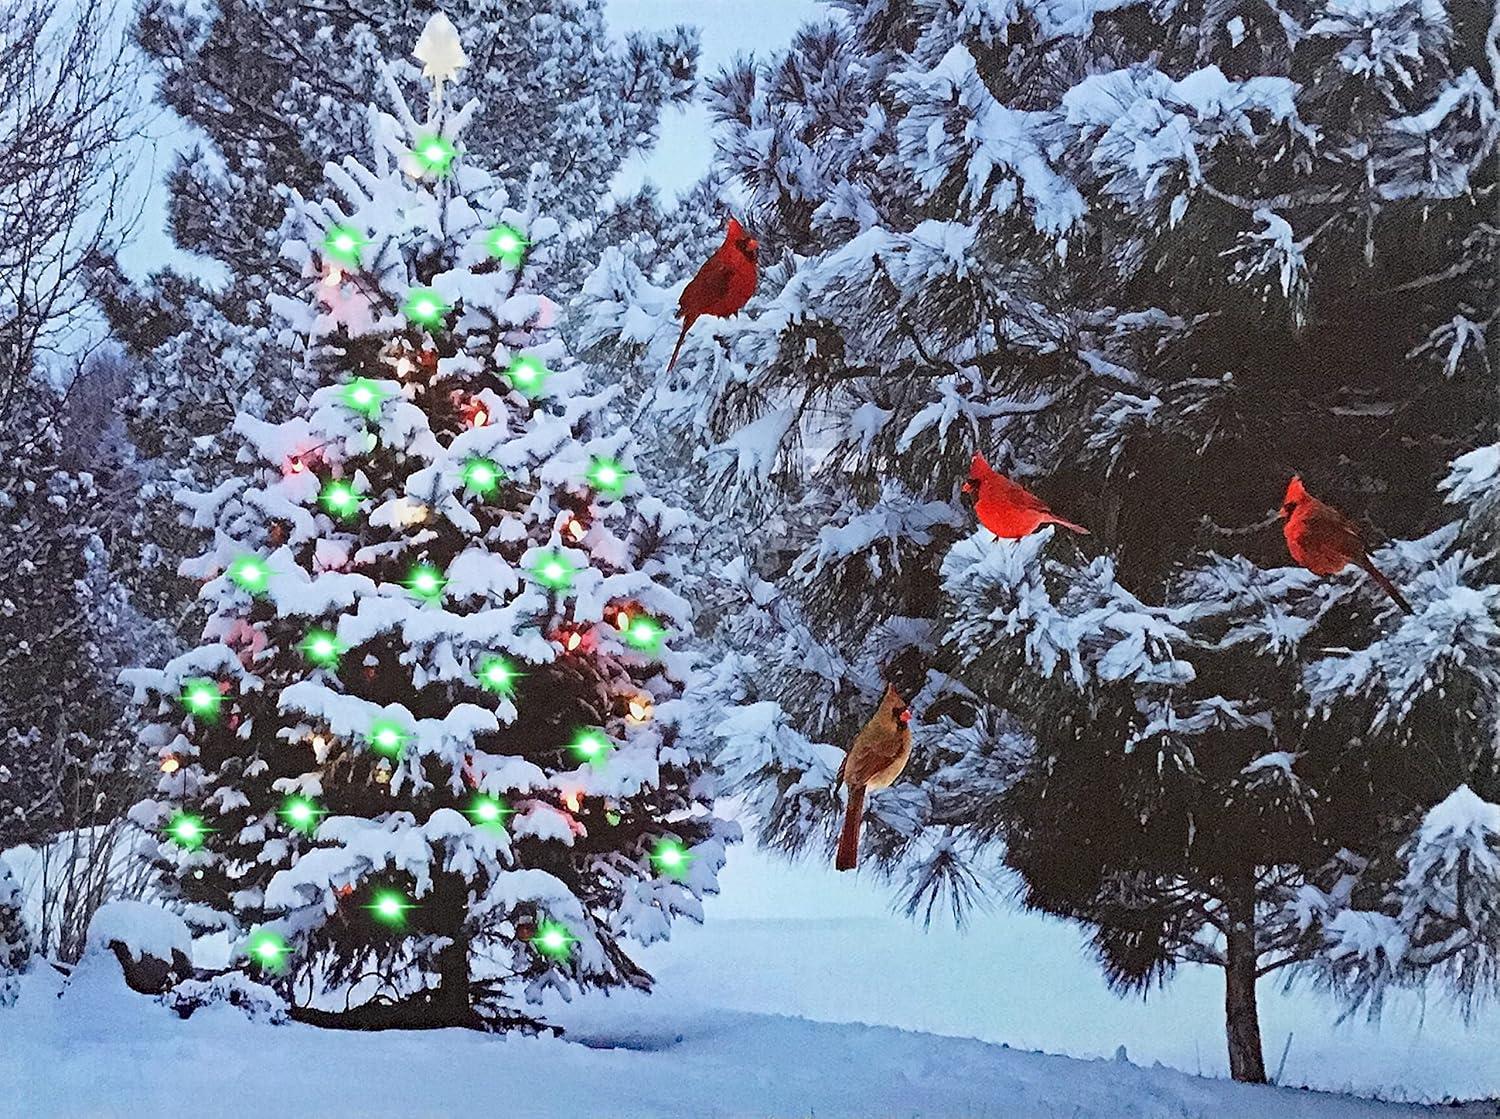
[
  {"xmin": 667, "ymin": 216, "xmax": 759, "ymax": 372},
  {"xmin": 835, "ymin": 684, "xmax": 913, "ymax": 872},
  {"xmin": 1280, "ymin": 475, "xmax": 1413, "ymax": 614},
  {"xmin": 963, "ymin": 452, "xmax": 1089, "ymax": 539}
]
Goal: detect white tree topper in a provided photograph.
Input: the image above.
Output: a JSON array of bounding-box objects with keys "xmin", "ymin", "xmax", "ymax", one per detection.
[{"xmin": 412, "ymin": 13, "xmax": 469, "ymax": 95}]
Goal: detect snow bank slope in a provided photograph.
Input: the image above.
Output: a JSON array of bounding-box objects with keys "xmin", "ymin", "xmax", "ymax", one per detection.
[{"xmin": 0, "ymin": 968, "xmax": 1478, "ymax": 1119}]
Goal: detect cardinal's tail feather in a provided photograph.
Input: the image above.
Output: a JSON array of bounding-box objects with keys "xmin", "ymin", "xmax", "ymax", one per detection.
[
  {"xmin": 666, "ymin": 317, "xmax": 692, "ymax": 373},
  {"xmin": 1359, "ymin": 555, "xmax": 1414, "ymax": 616},
  {"xmin": 1047, "ymin": 514, "xmax": 1091, "ymax": 536},
  {"xmin": 835, "ymin": 784, "xmax": 866, "ymax": 872}
]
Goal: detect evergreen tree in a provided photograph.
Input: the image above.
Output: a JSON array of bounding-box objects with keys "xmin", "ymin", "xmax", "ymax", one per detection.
[
  {"xmin": 123, "ymin": 26, "xmax": 733, "ymax": 1030},
  {"xmin": 0, "ymin": 371, "xmax": 143, "ymax": 850},
  {"xmin": 592, "ymin": 0, "xmax": 1498, "ymax": 1081}
]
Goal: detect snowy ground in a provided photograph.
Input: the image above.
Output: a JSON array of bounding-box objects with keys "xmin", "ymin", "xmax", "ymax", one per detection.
[
  {"xmin": 626, "ymin": 847, "xmax": 1500, "ymax": 1104},
  {"xmin": 2, "ymin": 961, "xmax": 1489, "ymax": 1119},
  {"xmin": 5, "ymin": 842, "xmax": 1500, "ymax": 1116}
]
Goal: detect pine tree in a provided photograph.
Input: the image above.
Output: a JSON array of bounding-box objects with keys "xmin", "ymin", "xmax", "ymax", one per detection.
[
  {"xmin": 596, "ymin": 0, "xmax": 1498, "ymax": 1082},
  {"xmin": 122, "ymin": 25, "xmax": 733, "ymax": 1030},
  {"xmin": 0, "ymin": 371, "xmax": 143, "ymax": 850}
]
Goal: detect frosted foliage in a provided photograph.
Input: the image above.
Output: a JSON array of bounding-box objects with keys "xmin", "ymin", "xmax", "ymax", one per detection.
[
  {"xmin": 894, "ymin": 46, "xmax": 1084, "ymax": 233},
  {"xmin": 1325, "ymin": 787, "xmax": 1500, "ymax": 1009},
  {"xmin": 942, "ymin": 533, "xmax": 1193, "ymax": 688},
  {"xmin": 1304, "ymin": 535, "xmax": 1500, "ymax": 731},
  {"xmin": 1310, "ymin": 0, "xmax": 1451, "ymax": 85}
]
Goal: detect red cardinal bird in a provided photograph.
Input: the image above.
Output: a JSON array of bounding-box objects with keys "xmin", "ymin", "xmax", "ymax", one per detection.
[
  {"xmin": 962, "ymin": 452, "xmax": 1089, "ymax": 539},
  {"xmin": 1279, "ymin": 476, "xmax": 1412, "ymax": 614},
  {"xmin": 667, "ymin": 216, "xmax": 759, "ymax": 372},
  {"xmin": 836, "ymin": 685, "xmax": 913, "ymax": 872}
]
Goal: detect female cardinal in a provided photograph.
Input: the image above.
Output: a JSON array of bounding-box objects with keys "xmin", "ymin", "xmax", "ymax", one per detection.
[
  {"xmin": 963, "ymin": 452, "xmax": 1089, "ymax": 538},
  {"xmin": 836, "ymin": 684, "xmax": 913, "ymax": 872},
  {"xmin": 667, "ymin": 216, "xmax": 758, "ymax": 372},
  {"xmin": 1280, "ymin": 475, "xmax": 1413, "ymax": 614}
]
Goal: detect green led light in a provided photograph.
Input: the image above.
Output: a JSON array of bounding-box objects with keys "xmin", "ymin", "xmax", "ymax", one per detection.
[
  {"xmin": 623, "ymin": 615, "xmax": 664, "ymax": 653},
  {"xmin": 367, "ymin": 719, "xmax": 407, "ymax": 757},
  {"xmin": 467, "ymin": 794, "xmax": 512, "ymax": 828},
  {"xmin": 411, "ymin": 135, "xmax": 457, "ymax": 175},
  {"xmin": 368, "ymin": 890, "xmax": 413, "ymax": 928},
  {"xmin": 403, "ymin": 287, "xmax": 449, "ymax": 327},
  {"xmin": 300, "ymin": 629, "xmax": 342, "ymax": 668},
  {"xmin": 486, "ymin": 224, "xmax": 528, "ymax": 266},
  {"xmin": 229, "ymin": 555, "xmax": 270, "ymax": 595},
  {"xmin": 247, "ymin": 929, "xmax": 290, "ymax": 973},
  {"xmin": 322, "ymin": 225, "xmax": 367, "ymax": 267},
  {"xmin": 321, "ymin": 480, "xmax": 361, "ymax": 520},
  {"xmin": 343, "ymin": 378, "xmax": 387, "ymax": 418},
  {"xmin": 166, "ymin": 812, "xmax": 209, "ymax": 851},
  {"xmin": 405, "ymin": 563, "xmax": 447, "ymax": 602},
  {"xmin": 279, "ymin": 796, "xmax": 323, "ymax": 833},
  {"xmin": 530, "ymin": 551, "xmax": 576, "ymax": 591},
  {"xmin": 587, "ymin": 457, "xmax": 628, "ymax": 495},
  {"xmin": 463, "ymin": 457, "xmax": 503, "ymax": 495},
  {"xmin": 569, "ymin": 728, "xmax": 612, "ymax": 764},
  {"xmin": 478, "ymin": 656, "xmax": 518, "ymax": 694},
  {"xmin": 504, "ymin": 355, "xmax": 549, "ymax": 396},
  {"xmin": 651, "ymin": 838, "xmax": 692, "ymax": 878},
  {"xmin": 180, "ymin": 678, "xmax": 222, "ymax": 720},
  {"xmin": 531, "ymin": 919, "xmax": 574, "ymax": 960}
]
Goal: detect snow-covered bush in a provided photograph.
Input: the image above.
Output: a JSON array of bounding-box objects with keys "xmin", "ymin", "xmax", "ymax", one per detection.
[
  {"xmin": 162, "ymin": 972, "xmax": 288, "ymax": 1024},
  {"xmin": 0, "ymin": 858, "xmax": 32, "ymax": 1006}
]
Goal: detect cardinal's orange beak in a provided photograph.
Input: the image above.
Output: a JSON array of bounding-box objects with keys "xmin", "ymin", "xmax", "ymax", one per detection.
[{"xmin": 960, "ymin": 480, "xmax": 973, "ymax": 495}]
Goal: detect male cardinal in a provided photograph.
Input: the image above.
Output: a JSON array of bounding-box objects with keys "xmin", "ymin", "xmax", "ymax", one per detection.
[
  {"xmin": 835, "ymin": 684, "xmax": 913, "ymax": 872},
  {"xmin": 963, "ymin": 452, "xmax": 1089, "ymax": 538},
  {"xmin": 1279, "ymin": 475, "xmax": 1413, "ymax": 614},
  {"xmin": 667, "ymin": 216, "xmax": 758, "ymax": 372}
]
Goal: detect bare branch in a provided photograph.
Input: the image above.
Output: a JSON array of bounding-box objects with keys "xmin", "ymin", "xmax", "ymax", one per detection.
[{"xmin": 0, "ymin": 0, "xmax": 144, "ymax": 420}]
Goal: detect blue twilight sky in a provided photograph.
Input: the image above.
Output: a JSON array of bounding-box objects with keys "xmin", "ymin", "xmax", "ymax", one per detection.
[{"xmin": 115, "ymin": 0, "xmax": 818, "ymax": 282}]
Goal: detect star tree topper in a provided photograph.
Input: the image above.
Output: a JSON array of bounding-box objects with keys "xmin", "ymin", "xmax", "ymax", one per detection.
[{"xmin": 412, "ymin": 13, "xmax": 469, "ymax": 98}]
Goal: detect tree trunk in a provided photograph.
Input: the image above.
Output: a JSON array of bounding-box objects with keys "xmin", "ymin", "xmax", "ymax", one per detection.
[
  {"xmin": 1223, "ymin": 872, "xmax": 1267, "ymax": 1084},
  {"xmin": 431, "ymin": 873, "xmax": 472, "ymax": 1021}
]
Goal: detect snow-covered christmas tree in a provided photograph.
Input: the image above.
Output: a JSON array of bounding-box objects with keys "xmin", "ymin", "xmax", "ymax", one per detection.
[{"xmin": 123, "ymin": 19, "xmax": 733, "ymax": 1030}]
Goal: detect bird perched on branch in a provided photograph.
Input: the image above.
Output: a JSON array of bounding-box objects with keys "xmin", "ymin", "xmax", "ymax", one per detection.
[
  {"xmin": 835, "ymin": 685, "xmax": 913, "ymax": 872},
  {"xmin": 963, "ymin": 452, "xmax": 1089, "ymax": 539},
  {"xmin": 667, "ymin": 216, "xmax": 758, "ymax": 372},
  {"xmin": 1279, "ymin": 475, "xmax": 1413, "ymax": 614}
]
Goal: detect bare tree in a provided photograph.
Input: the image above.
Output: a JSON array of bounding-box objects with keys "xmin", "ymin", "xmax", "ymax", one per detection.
[{"xmin": 0, "ymin": 0, "xmax": 142, "ymax": 416}]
